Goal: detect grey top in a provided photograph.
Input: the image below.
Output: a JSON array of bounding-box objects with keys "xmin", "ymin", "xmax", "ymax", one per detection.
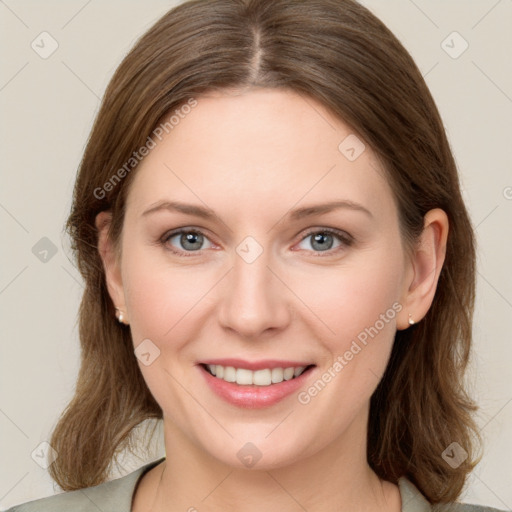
[{"xmin": 5, "ymin": 457, "xmax": 506, "ymax": 511}]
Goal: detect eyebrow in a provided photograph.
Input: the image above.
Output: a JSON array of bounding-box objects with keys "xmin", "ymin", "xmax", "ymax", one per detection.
[
  {"xmin": 142, "ymin": 200, "xmax": 222, "ymax": 221},
  {"xmin": 141, "ymin": 199, "xmax": 373, "ymax": 221},
  {"xmin": 288, "ymin": 200, "xmax": 373, "ymax": 220}
]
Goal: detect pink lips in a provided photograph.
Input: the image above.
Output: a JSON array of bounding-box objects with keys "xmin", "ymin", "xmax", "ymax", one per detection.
[{"xmin": 197, "ymin": 359, "xmax": 315, "ymax": 409}]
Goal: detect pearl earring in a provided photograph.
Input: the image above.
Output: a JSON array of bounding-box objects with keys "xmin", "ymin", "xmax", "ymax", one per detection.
[
  {"xmin": 115, "ymin": 308, "xmax": 124, "ymax": 324},
  {"xmin": 408, "ymin": 313, "xmax": 415, "ymax": 326}
]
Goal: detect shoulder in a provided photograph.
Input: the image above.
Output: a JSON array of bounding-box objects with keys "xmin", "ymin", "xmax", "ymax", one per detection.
[
  {"xmin": 432, "ymin": 504, "xmax": 509, "ymax": 512},
  {"xmin": 5, "ymin": 458, "xmax": 165, "ymax": 512},
  {"xmin": 398, "ymin": 477, "xmax": 507, "ymax": 512}
]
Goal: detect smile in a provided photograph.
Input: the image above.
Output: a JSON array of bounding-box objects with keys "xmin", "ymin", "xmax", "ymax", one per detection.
[
  {"xmin": 198, "ymin": 359, "xmax": 316, "ymax": 408},
  {"xmin": 204, "ymin": 364, "xmax": 309, "ymax": 386}
]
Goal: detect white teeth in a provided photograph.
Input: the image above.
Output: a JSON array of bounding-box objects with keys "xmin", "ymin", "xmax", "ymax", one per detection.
[
  {"xmin": 294, "ymin": 366, "xmax": 305, "ymax": 377},
  {"xmin": 236, "ymin": 368, "xmax": 253, "ymax": 385},
  {"xmin": 271, "ymin": 367, "xmax": 283, "ymax": 383},
  {"xmin": 253, "ymin": 369, "xmax": 272, "ymax": 386},
  {"xmin": 283, "ymin": 367, "xmax": 295, "ymax": 380},
  {"xmin": 223, "ymin": 366, "xmax": 236, "ymax": 383},
  {"xmin": 205, "ymin": 364, "xmax": 309, "ymax": 386}
]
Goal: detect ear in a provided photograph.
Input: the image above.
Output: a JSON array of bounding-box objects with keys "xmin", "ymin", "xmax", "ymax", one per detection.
[
  {"xmin": 397, "ymin": 208, "xmax": 449, "ymax": 330},
  {"xmin": 95, "ymin": 211, "xmax": 129, "ymax": 324}
]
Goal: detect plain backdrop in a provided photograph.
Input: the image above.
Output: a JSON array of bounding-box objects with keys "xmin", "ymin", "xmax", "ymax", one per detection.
[{"xmin": 1, "ymin": 1, "xmax": 511, "ymax": 510}]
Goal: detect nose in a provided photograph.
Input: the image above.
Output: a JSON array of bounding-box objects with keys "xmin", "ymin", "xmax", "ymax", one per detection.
[{"xmin": 217, "ymin": 247, "xmax": 292, "ymax": 339}]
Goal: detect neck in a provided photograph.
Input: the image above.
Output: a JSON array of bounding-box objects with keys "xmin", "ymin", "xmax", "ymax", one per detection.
[{"xmin": 147, "ymin": 408, "xmax": 400, "ymax": 512}]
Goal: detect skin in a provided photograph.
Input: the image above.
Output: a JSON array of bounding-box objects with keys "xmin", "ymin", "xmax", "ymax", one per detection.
[{"xmin": 96, "ymin": 88, "xmax": 448, "ymax": 512}]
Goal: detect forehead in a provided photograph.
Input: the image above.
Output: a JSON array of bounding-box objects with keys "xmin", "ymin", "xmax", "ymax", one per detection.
[{"xmin": 126, "ymin": 88, "xmax": 396, "ymax": 221}]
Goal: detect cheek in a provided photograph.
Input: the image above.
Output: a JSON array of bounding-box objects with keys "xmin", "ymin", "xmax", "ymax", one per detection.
[
  {"xmin": 121, "ymin": 248, "xmax": 220, "ymax": 368},
  {"xmin": 120, "ymin": 251, "xmax": 209, "ymax": 418},
  {"xmin": 291, "ymin": 249, "xmax": 404, "ymax": 361},
  {"xmin": 290, "ymin": 257, "xmax": 403, "ymax": 431},
  {"xmin": 298, "ymin": 261, "xmax": 401, "ymax": 339},
  {"xmin": 122, "ymin": 244, "xmax": 198, "ymax": 333}
]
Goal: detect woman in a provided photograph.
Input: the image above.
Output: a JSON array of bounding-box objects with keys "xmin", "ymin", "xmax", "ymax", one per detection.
[{"xmin": 6, "ymin": 0, "xmax": 506, "ymax": 510}]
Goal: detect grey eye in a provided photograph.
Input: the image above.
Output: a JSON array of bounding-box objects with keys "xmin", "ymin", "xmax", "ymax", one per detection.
[
  {"xmin": 166, "ymin": 231, "xmax": 213, "ymax": 251},
  {"xmin": 298, "ymin": 231, "xmax": 342, "ymax": 252}
]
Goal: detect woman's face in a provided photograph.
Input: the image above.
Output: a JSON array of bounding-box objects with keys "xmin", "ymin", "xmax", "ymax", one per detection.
[{"xmin": 113, "ymin": 88, "xmax": 414, "ymax": 469}]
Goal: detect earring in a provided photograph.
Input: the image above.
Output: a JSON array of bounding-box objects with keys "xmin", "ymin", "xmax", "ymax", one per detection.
[
  {"xmin": 408, "ymin": 313, "xmax": 415, "ymax": 326},
  {"xmin": 115, "ymin": 308, "xmax": 124, "ymax": 324}
]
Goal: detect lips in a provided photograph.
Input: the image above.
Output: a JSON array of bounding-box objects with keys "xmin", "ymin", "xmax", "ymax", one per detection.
[{"xmin": 197, "ymin": 358, "xmax": 316, "ymax": 408}]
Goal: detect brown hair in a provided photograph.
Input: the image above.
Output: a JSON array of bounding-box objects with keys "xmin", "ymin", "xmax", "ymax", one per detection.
[{"xmin": 49, "ymin": 0, "xmax": 481, "ymax": 502}]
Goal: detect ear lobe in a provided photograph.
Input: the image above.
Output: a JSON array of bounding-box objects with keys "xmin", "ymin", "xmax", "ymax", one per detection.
[
  {"xmin": 397, "ymin": 208, "xmax": 449, "ymax": 330},
  {"xmin": 95, "ymin": 211, "xmax": 126, "ymax": 316}
]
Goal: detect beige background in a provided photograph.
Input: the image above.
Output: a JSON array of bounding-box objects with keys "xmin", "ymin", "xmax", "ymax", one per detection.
[{"xmin": 1, "ymin": 0, "xmax": 511, "ymax": 510}]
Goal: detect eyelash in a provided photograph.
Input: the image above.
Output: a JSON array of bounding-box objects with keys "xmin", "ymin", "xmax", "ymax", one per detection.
[{"xmin": 159, "ymin": 227, "xmax": 354, "ymax": 258}]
